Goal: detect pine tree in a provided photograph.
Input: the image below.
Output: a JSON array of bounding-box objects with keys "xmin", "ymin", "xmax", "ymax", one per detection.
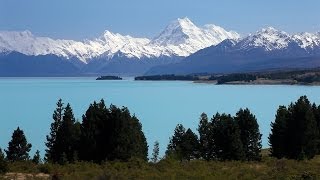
[
  {"xmin": 166, "ymin": 124, "xmax": 186, "ymax": 160},
  {"xmin": 32, "ymin": 150, "xmax": 41, "ymax": 164},
  {"xmin": 269, "ymin": 106, "xmax": 289, "ymax": 159},
  {"xmin": 151, "ymin": 141, "xmax": 160, "ymax": 163},
  {"xmin": 235, "ymin": 108, "xmax": 262, "ymax": 161},
  {"xmin": 45, "ymin": 99, "xmax": 64, "ymax": 162},
  {"xmin": 55, "ymin": 103, "xmax": 80, "ymax": 164},
  {"xmin": 0, "ymin": 148, "xmax": 8, "ymax": 174},
  {"xmin": 198, "ymin": 113, "xmax": 213, "ymax": 160},
  {"xmin": 80, "ymin": 100, "xmax": 148, "ymax": 162},
  {"xmin": 80, "ymin": 100, "xmax": 109, "ymax": 162},
  {"xmin": 107, "ymin": 106, "xmax": 148, "ymax": 161},
  {"xmin": 286, "ymin": 96, "xmax": 319, "ymax": 159},
  {"xmin": 180, "ymin": 128, "xmax": 200, "ymax": 160},
  {"xmin": 212, "ymin": 113, "xmax": 245, "ymax": 161},
  {"xmin": 5, "ymin": 127, "xmax": 32, "ymax": 161}
]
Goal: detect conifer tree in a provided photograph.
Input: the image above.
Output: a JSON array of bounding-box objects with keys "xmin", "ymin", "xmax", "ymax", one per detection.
[
  {"xmin": 45, "ymin": 99, "xmax": 64, "ymax": 162},
  {"xmin": 180, "ymin": 128, "xmax": 200, "ymax": 160},
  {"xmin": 151, "ymin": 141, "xmax": 160, "ymax": 163},
  {"xmin": 286, "ymin": 96, "xmax": 319, "ymax": 159},
  {"xmin": 198, "ymin": 113, "xmax": 213, "ymax": 160},
  {"xmin": 0, "ymin": 148, "xmax": 8, "ymax": 174},
  {"xmin": 32, "ymin": 150, "xmax": 41, "ymax": 164},
  {"xmin": 55, "ymin": 103, "xmax": 80, "ymax": 164},
  {"xmin": 5, "ymin": 127, "xmax": 32, "ymax": 161},
  {"xmin": 80, "ymin": 100, "xmax": 148, "ymax": 162},
  {"xmin": 269, "ymin": 106, "xmax": 289, "ymax": 159},
  {"xmin": 212, "ymin": 113, "xmax": 244, "ymax": 161},
  {"xmin": 166, "ymin": 124, "xmax": 186, "ymax": 160},
  {"xmin": 80, "ymin": 100, "xmax": 106, "ymax": 162},
  {"xmin": 235, "ymin": 108, "xmax": 262, "ymax": 161}
]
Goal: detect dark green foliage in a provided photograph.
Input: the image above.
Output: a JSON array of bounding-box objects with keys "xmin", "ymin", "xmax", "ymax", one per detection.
[
  {"xmin": 80, "ymin": 100, "xmax": 148, "ymax": 162},
  {"xmin": 235, "ymin": 108, "xmax": 262, "ymax": 161},
  {"xmin": 166, "ymin": 125, "xmax": 200, "ymax": 160},
  {"xmin": 197, "ymin": 113, "xmax": 214, "ymax": 160},
  {"xmin": 96, "ymin": 75, "xmax": 122, "ymax": 80},
  {"xmin": 269, "ymin": 106, "xmax": 289, "ymax": 159},
  {"xmin": 286, "ymin": 96, "xmax": 319, "ymax": 159},
  {"xmin": 269, "ymin": 96, "xmax": 319, "ymax": 160},
  {"xmin": 180, "ymin": 129, "xmax": 200, "ymax": 160},
  {"xmin": 0, "ymin": 148, "xmax": 8, "ymax": 174},
  {"xmin": 5, "ymin": 127, "xmax": 32, "ymax": 161},
  {"xmin": 107, "ymin": 106, "xmax": 148, "ymax": 161},
  {"xmin": 80, "ymin": 100, "xmax": 109, "ymax": 162},
  {"xmin": 216, "ymin": 74, "xmax": 257, "ymax": 84},
  {"xmin": 211, "ymin": 113, "xmax": 245, "ymax": 161},
  {"xmin": 166, "ymin": 124, "xmax": 186, "ymax": 160},
  {"xmin": 32, "ymin": 150, "xmax": 41, "ymax": 164},
  {"xmin": 55, "ymin": 103, "xmax": 80, "ymax": 164},
  {"xmin": 151, "ymin": 141, "xmax": 160, "ymax": 163},
  {"xmin": 45, "ymin": 99, "xmax": 64, "ymax": 162},
  {"xmin": 135, "ymin": 74, "xmax": 200, "ymax": 81}
]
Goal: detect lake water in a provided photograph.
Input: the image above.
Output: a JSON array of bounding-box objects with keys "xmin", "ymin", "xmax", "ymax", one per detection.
[{"xmin": 1, "ymin": 77, "xmax": 320, "ymax": 158}]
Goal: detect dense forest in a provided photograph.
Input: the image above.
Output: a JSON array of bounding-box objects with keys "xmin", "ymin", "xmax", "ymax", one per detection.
[
  {"xmin": 134, "ymin": 68, "xmax": 320, "ymax": 85},
  {"xmin": 96, "ymin": 76, "xmax": 122, "ymax": 80},
  {"xmin": 135, "ymin": 74, "xmax": 200, "ymax": 81},
  {"xmin": 1, "ymin": 96, "xmax": 320, "ymax": 179},
  {"xmin": 211, "ymin": 68, "xmax": 320, "ymax": 84}
]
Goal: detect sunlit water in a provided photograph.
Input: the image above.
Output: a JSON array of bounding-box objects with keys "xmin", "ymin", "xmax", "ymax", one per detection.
[{"xmin": 1, "ymin": 77, "xmax": 320, "ymax": 158}]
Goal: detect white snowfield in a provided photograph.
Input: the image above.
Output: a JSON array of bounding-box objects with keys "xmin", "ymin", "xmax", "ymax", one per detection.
[
  {"xmin": 0, "ymin": 18, "xmax": 319, "ymax": 64},
  {"xmin": 0, "ymin": 18, "xmax": 239, "ymax": 63},
  {"xmin": 238, "ymin": 27, "xmax": 320, "ymax": 52}
]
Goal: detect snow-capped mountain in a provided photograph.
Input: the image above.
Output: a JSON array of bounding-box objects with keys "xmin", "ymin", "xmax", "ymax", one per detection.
[
  {"xmin": 0, "ymin": 17, "xmax": 239, "ymax": 64},
  {"xmin": 150, "ymin": 18, "xmax": 239, "ymax": 56},
  {"xmin": 147, "ymin": 27, "xmax": 320, "ymax": 75}
]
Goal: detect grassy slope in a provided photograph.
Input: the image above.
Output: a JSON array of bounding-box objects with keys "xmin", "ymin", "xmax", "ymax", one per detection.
[{"xmin": 2, "ymin": 151, "xmax": 320, "ymax": 179}]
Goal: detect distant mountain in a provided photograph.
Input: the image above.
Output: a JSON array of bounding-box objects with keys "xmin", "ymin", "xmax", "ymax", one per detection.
[
  {"xmin": 147, "ymin": 27, "xmax": 320, "ymax": 75},
  {"xmin": 0, "ymin": 17, "xmax": 239, "ymax": 76}
]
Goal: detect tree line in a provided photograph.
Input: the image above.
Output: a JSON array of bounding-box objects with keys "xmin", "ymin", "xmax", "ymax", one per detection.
[
  {"xmin": 165, "ymin": 108, "xmax": 262, "ymax": 161},
  {"xmin": 1, "ymin": 95, "xmax": 320, "ymax": 173}
]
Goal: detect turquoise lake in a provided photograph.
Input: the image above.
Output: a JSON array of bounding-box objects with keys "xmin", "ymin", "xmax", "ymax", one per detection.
[{"xmin": 1, "ymin": 77, "xmax": 320, "ymax": 158}]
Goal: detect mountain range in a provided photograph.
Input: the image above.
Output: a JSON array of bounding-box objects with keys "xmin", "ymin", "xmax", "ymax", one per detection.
[{"xmin": 0, "ymin": 18, "xmax": 320, "ymax": 76}]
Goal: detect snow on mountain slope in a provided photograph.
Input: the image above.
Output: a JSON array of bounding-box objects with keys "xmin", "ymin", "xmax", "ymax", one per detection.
[
  {"xmin": 237, "ymin": 27, "xmax": 320, "ymax": 52},
  {"xmin": 238, "ymin": 27, "xmax": 292, "ymax": 51},
  {"xmin": 0, "ymin": 18, "xmax": 240, "ymax": 63},
  {"xmin": 151, "ymin": 17, "xmax": 240, "ymax": 56},
  {"xmin": 293, "ymin": 32, "xmax": 320, "ymax": 49}
]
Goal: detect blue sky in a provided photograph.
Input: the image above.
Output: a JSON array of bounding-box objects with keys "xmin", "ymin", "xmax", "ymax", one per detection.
[{"xmin": 1, "ymin": 0, "xmax": 319, "ymax": 39}]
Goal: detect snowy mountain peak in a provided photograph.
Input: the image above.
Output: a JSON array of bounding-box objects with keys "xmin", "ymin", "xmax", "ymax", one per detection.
[
  {"xmin": 0, "ymin": 18, "xmax": 240, "ymax": 62},
  {"xmin": 239, "ymin": 27, "xmax": 291, "ymax": 51},
  {"xmin": 151, "ymin": 17, "xmax": 240, "ymax": 56}
]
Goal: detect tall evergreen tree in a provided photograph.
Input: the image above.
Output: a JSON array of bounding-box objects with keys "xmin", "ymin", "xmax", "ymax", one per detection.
[
  {"xmin": 45, "ymin": 99, "xmax": 64, "ymax": 162},
  {"xmin": 0, "ymin": 148, "xmax": 8, "ymax": 174},
  {"xmin": 80, "ymin": 100, "xmax": 108, "ymax": 162},
  {"xmin": 180, "ymin": 128, "xmax": 200, "ymax": 160},
  {"xmin": 198, "ymin": 113, "xmax": 214, "ymax": 160},
  {"xmin": 269, "ymin": 106, "xmax": 289, "ymax": 159},
  {"xmin": 107, "ymin": 106, "xmax": 148, "ymax": 161},
  {"xmin": 212, "ymin": 113, "xmax": 245, "ymax": 161},
  {"xmin": 55, "ymin": 103, "xmax": 80, "ymax": 164},
  {"xmin": 80, "ymin": 100, "xmax": 148, "ymax": 162},
  {"xmin": 32, "ymin": 150, "xmax": 41, "ymax": 164},
  {"xmin": 5, "ymin": 127, "xmax": 32, "ymax": 161},
  {"xmin": 166, "ymin": 124, "xmax": 186, "ymax": 160},
  {"xmin": 286, "ymin": 96, "xmax": 319, "ymax": 159},
  {"xmin": 151, "ymin": 141, "xmax": 160, "ymax": 163},
  {"xmin": 235, "ymin": 108, "xmax": 262, "ymax": 161},
  {"xmin": 166, "ymin": 124, "xmax": 200, "ymax": 160}
]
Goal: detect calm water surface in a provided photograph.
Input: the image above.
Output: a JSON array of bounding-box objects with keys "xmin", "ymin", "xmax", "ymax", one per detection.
[{"xmin": 1, "ymin": 77, "xmax": 320, "ymax": 157}]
